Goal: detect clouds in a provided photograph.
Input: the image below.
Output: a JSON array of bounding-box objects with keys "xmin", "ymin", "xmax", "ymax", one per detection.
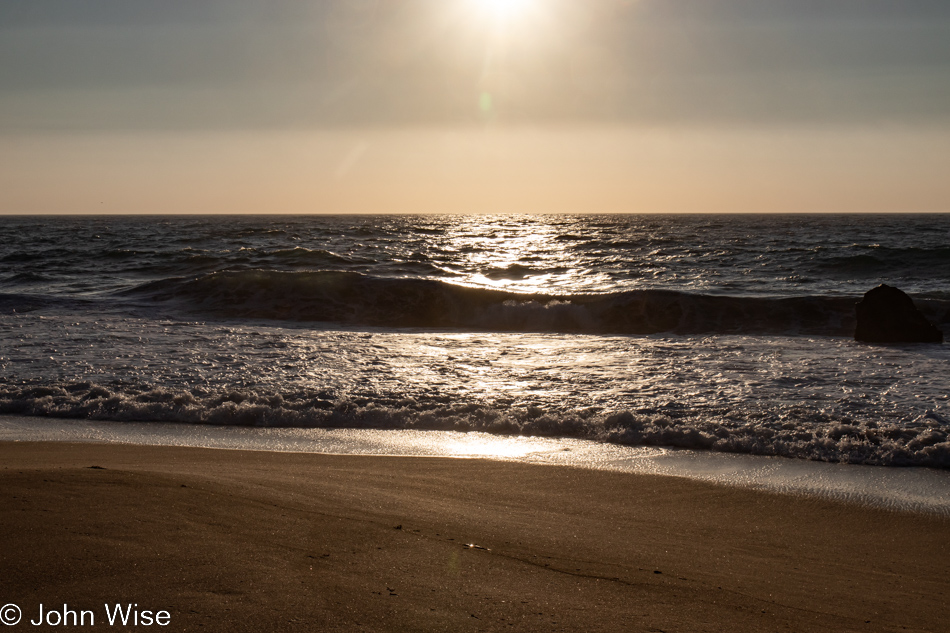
[
  {"xmin": 1, "ymin": 0, "xmax": 948, "ymax": 130},
  {"xmin": 1, "ymin": 0, "xmax": 948, "ymax": 214}
]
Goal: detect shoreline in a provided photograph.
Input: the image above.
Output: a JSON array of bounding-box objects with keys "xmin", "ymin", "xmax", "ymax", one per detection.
[
  {"xmin": 3, "ymin": 414, "xmax": 950, "ymax": 517},
  {"xmin": 2, "ymin": 440, "xmax": 949, "ymax": 632}
]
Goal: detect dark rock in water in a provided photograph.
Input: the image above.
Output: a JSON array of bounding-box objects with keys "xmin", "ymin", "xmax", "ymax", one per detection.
[{"xmin": 854, "ymin": 284, "xmax": 943, "ymax": 343}]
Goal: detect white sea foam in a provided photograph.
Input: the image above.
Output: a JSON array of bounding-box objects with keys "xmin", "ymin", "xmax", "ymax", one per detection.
[{"xmin": 2, "ymin": 310, "xmax": 948, "ymax": 466}]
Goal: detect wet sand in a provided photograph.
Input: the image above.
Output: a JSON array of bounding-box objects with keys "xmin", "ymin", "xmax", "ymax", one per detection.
[{"xmin": 1, "ymin": 441, "xmax": 948, "ymax": 632}]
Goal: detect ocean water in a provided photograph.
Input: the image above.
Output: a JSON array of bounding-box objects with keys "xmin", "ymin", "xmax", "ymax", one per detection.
[{"xmin": 1, "ymin": 214, "xmax": 948, "ymax": 468}]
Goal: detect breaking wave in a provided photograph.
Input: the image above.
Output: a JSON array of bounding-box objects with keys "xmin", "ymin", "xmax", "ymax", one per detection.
[
  {"xmin": 117, "ymin": 270, "xmax": 950, "ymax": 336},
  {"xmin": 2, "ymin": 381, "xmax": 948, "ymax": 468}
]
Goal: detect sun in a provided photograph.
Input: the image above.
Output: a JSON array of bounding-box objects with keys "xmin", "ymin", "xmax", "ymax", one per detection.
[{"xmin": 473, "ymin": 0, "xmax": 536, "ymax": 24}]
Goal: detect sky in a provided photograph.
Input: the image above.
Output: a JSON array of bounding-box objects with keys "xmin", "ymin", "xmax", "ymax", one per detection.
[{"xmin": 1, "ymin": 0, "xmax": 949, "ymax": 214}]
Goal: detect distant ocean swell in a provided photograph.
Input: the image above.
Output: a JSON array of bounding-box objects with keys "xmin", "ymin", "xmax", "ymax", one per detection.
[
  {"xmin": 2, "ymin": 381, "xmax": 948, "ymax": 468},
  {"xmin": 124, "ymin": 270, "xmax": 950, "ymax": 336},
  {"xmin": 813, "ymin": 245, "xmax": 950, "ymax": 278}
]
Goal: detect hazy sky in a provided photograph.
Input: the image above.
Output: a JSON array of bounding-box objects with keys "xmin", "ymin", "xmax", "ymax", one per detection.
[{"xmin": 2, "ymin": 0, "xmax": 949, "ymax": 213}]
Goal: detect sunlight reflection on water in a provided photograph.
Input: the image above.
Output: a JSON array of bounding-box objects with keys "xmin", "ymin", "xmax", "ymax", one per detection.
[{"xmin": 441, "ymin": 433, "xmax": 565, "ymax": 458}]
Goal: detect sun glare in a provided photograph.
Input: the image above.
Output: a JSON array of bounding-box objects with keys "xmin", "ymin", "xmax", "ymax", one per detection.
[{"xmin": 474, "ymin": 0, "xmax": 535, "ymax": 24}]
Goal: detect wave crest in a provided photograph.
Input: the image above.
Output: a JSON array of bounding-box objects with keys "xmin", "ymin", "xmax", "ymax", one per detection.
[{"xmin": 118, "ymin": 269, "xmax": 943, "ymax": 336}]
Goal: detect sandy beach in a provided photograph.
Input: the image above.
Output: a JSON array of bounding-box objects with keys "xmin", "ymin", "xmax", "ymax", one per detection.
[{"xmin": 1, "ymin": 441, "xmax": 948, "ymax": 632}]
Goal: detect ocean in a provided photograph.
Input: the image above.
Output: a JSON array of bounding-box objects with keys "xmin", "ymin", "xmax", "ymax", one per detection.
[{"xmin": 1, "ymin": 213, "xmax": 949, "ymax": 470}]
